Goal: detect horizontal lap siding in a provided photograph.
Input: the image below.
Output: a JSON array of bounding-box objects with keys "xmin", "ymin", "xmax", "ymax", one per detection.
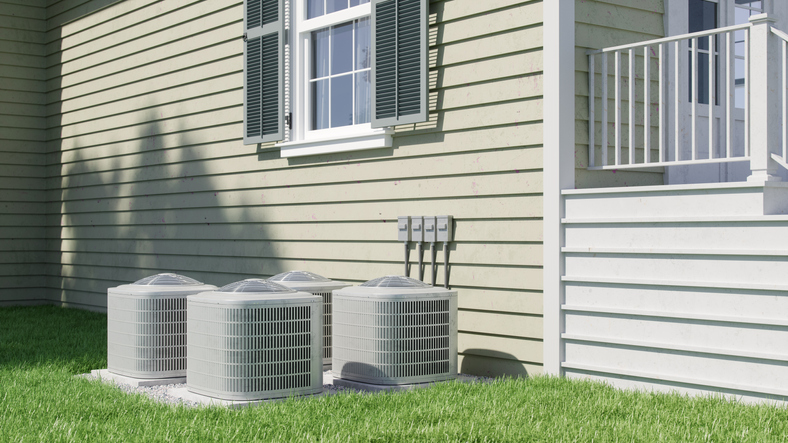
[
  {"xmin": 575, "ymin": 0, "xmax": 664, "ymax": 188},
  {"xmin": 0, "ymin": 0, "xmax": 47, "ymax": 305},
  {"xmin": 45, "ymin": 0, "xmax": 543, "ymax": 376},
  {"xmin": 562, "ymin": 187, "xmax": 788, "ymax": 402}
]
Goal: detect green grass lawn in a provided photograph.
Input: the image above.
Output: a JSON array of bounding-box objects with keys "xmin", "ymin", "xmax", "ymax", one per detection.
[{"xmin": 2, "ymin": 305, "xmax": 788, "ymax": 442}]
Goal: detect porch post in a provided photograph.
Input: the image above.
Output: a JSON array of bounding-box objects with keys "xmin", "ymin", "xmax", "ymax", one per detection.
[
  {"xmin": 747, "ymin": 14, "xmax": 782, "ymax": 182},
  {"xmin": 543, "ymin": 0, "xmax": 574, "ymax": 376}
]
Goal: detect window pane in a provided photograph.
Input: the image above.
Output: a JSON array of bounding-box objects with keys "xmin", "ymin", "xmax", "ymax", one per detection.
[
  {"xmin": 355, "ymin": 17, "xmax": 371, "ymax": 70},
  {"xmin": 696, "ymin": 52, "xmax": 710, "ymax": 105},
  {"xmin": 735, "ymin": 57, "xmax": 745, "ymax": 79},
  {"xmin": 331, "ymin": 22, "xmax": 353, "ymax": 74},
  {"xmin": 312, "ymin": 28, "xmax": 329, "ymax": 78},
  {"xmin": 307, "ymin": 0, "xmax": 324, "ymax": 19},
  {"xmin": 327, "ymin": 0, "xmax": 347, "ymax": 14},
  {"xmin": 735, "ymin": 0, "xmax": 762, "ymax": 10},
  {"xmin": 688, "ymin": 0, "xmax": 717, "ymax": 33},
  {"xmin": 350, "ymin": 0, "xmax": 369, "ymax": 6},
  {"xmin": 735, "ymin": 58, "xmax": 745, "ymax": 108},
  {"xmin": 312, "ymin": 79, "xmax": 329, "ymax": 130},
  {"xmin": 355, "ymin": 71, "xmax": 370, "ymax": 124},
  {"xmin": 735, "ymin": 6, "xmax": 750, "ymax": 25},
  {"xmin": 735, "ymin": 41, "xmax": 744, "ymax": 58},
  {"xmin": 736, "ymin": 84, "xmax": 745, "ymax": 109},
  {"xmin": 331, "ymin": 74, "xmax": 353, "ymax": 127},
  {"xmin": 688, "ymin": 0, "xmax": 716, "ymax": 51}
]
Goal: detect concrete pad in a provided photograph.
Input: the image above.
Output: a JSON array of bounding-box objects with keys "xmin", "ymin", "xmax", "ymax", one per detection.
[
  {"xmin": 167, "ymin": 387, "xmax": 328, "ymax": 408},
  {"xmin": 89, "ymin": 369, "xmax": 186, "ymax": 387},
  {"xmin": 331, "ymin": 374, "xmax": 480, "ymax": 392}
]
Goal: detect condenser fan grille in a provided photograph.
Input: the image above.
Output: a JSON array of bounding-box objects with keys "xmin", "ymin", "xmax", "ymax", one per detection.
[
  {"xmin": 334, "ymin": 298, "xmax": 453, "ymax": 381},
  {"xmin": 316, "ymin": 291, "xmax": 332, "ymax": 360},
  {"xmin": 188, "ymin": 304, "xmax": 315, "ymax": 398},
  {"xmin": 108, "ymin": 296, "xmax": 187, "ymax": 377}
]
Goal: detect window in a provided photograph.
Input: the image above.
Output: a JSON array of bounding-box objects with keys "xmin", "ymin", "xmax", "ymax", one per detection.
[
  {"xmin": 300, "ymin": 2, "xmax": 372, "ymax": 136},
  {"xmin": 310, "ymin": 19, "xmax": 371, "ymax": 130},
  {"xmin": 242, "ymin": 0, "xmax": 429, "ymax": 157},
  {"xmin": 688, "ymin": 0, "xmax": 719, "ymax": 105},
  {"xmin": 682, "ymin": 0, "xmax": 766, "ymax": 108}
]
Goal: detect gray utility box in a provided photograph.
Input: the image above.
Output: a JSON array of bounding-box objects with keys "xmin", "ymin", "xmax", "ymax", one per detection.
[
  {"xmin": 332, "ymin": 275, "xmax": 458, "ymax": 385},
  {"xmin": 267, "ymin": 271, "xmax": 350, "ymax": 368},
  {"xmin": 107, "ymin": 273, "xmax": 217, "ymax": 379},
  {"xmin": 187, "ymin": 279, "xmax": 323, "ymax": 401}
]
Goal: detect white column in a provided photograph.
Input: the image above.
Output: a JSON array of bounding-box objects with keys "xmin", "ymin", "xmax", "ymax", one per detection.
[
  {"xmin": 747, "ymin": 14, "xmax": 782, "ymax": 182},
  {"xmin": 543, "ymin": 0, "xmax": 574, "ymax": 376}
]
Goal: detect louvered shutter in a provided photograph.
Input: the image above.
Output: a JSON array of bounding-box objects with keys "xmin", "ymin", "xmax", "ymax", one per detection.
[
  {"xmin": 371, "ymin": 0, "xmax": 428, "ymax": 128},
  {"xmin": 244, "ymin": 0, "xmax": 284, "ymax": 144}
]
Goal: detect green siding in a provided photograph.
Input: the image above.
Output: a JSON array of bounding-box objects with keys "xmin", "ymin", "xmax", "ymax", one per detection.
[
  {"xmin": 0, "ymin": 0, "xmax": 549, "ymax": 376},
  {"xmin": 0, "ymin": 0, "xmax": 47, "ymax": 305}
]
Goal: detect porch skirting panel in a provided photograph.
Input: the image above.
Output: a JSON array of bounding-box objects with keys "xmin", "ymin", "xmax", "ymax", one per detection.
[{"xmin": 560, "ymin": 182, "xmax": 788, "ymax": 403}]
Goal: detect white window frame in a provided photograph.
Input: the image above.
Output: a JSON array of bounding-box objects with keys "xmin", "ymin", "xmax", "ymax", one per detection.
[{"xmin": 276, "ymin": 1, "xmax": 392, "ymax": 158}]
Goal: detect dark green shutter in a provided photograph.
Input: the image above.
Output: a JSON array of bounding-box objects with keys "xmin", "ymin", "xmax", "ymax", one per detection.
[
  {"xmin": 244, "ymin": 0, "xmax": 284, "ymax": 144},
  {"xmin": 371, "ymin": 0, "xmax": 428, "ymax": 128}
]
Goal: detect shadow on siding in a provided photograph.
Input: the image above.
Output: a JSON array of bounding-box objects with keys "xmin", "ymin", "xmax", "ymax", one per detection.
[{"xmin": 460, "ymin": 349, "xmax": 530, "ymax": 378}]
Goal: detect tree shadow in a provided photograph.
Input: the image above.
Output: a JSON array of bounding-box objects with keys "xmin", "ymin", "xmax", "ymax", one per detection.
[{"xmin": 45, "ymin": 1, "xmax": 277, "ymax": 310}]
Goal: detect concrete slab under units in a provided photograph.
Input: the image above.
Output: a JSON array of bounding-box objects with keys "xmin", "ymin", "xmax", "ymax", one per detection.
[
  {"xmin": 167, "ymin": 387, "xmax": 328, "ymax": 408},
  {"xmin": 331, "ymin": 374, "xmax": 477, "ymax": 392},
  {"xmin": 90, "ymin": 369, "xmax": 186, "ymax": 387}
]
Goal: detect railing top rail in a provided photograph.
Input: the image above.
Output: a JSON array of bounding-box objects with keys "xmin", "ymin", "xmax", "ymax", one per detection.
[
  {"xmin": 586, "ymin": 22, "xmax": 751, "ymax": 55},
  {"xmin": 771, "ymin": 26, "xmax": 788, "ymax": 43}
]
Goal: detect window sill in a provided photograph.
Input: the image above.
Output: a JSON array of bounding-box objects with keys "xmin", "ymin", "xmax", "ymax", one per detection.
[{"xmin": 276, "ymin": 129, "xmax": 393, "ymax": 158}]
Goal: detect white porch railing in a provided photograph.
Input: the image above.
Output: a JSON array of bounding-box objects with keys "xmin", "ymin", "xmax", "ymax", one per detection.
[{"xmin": 587, "ymin": 14, "xmax": 788, "ymax": 182}]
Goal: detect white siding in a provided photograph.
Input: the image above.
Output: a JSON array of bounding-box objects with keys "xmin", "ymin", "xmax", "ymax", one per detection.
[{"xmin": 561, "ymin": 183, "xmax": 788, "ymax": 402}]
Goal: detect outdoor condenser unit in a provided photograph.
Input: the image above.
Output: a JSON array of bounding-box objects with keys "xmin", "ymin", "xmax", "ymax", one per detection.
[
  {"xmin": 267, "ymin": 270, "xmax": 350, "ymax": 368},
  {"xmin": 107, "ymin": 273, "xmax": 217, "ymax": 379},
  {"xmin": 187, "ymin": 279, "xmax": 323, "ymax": 401},
  {"xmin": 332, "ymin": 275, "xmax": 458, "ymax": 385}
]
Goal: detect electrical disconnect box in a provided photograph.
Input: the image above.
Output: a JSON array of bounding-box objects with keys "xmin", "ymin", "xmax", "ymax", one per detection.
[
  {"xmin": 410, "ymin": 216, "xmax": 424, "ymax": 243},
  {"xmin": 397, "ymin": 216, "xmax": 411, "ymax": 242},
  {"xmin": 423, "ymin": 216, "xmax": 436, "ymax": 243},
  {"xmin": 437, "ymin": 215, "xmax": 453, "ymax": 242}
]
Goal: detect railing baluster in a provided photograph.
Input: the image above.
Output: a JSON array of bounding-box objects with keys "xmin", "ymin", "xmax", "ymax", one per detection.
[
  {"xmin": 645, "ymin": 46, "xmax": 651, "ymax": 164},
  {"xmin": 692, "ymin": 37, "xmax": 698, "ymax": 161},
  {"xmin": 783, "ymin": 39, "xmax": 787, "ymax": 161},
  {"xmin": 659, "ymin": 42, "xmax": 665, "ymax": 163},
  {"xmin": 726, "ymin": 31, "xmax": 732, "ymax": 159},
  {"xmin": 745, "ymin": 27, "xmax": 750, "ymax": 157},
  {"xmin": 602, "ymin": 52, "xmax": 608, "ymax": 166},
  {"xmin": 709, "ymin": 34, "xmax": 714, "ymax": 159},
  {"xmin": 615, "ymin": 50, "xmax": 622, "ymax": 166},
  {"xmin": 629, "ymin": 48, "xmax": 635, "ymax": 164},
  {"xmin": 589, "ymin": 53, "xmax": 595, "ymax": 168},
  {"xmin": 675, "ymin": 40, "xmax": 681, "ymax": 162}
]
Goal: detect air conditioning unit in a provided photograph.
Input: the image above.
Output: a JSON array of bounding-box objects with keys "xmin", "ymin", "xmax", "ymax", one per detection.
[
  {"xmin": 187, "ymin": 279, "xmax": 323, "ymax": 401},
  {"xmin": 267, "ymin": 270, "xmax": 350, "ymax": 368},
  {"xmin": 332, "ymin": 275, "xmax": 458, "ymax": 386},
  {"xmin": 107, "ymin": 273, "xmax": 217, "ymax": 379}
]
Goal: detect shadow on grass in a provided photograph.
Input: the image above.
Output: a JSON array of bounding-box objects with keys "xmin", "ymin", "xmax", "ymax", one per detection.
[{"xmin": 0, "ymin": 305, "xmax": 106, "ymax": 374}]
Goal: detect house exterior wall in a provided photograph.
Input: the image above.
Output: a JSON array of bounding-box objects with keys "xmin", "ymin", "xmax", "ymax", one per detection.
[
  {"xmin": 43, "ymin": 0, "xmax": 545, "ymax": 376},
  {"xmin": 0, "ymin": 0, "xmax": 48, "ymax": 305},
  {"xmin": 575, "ymin": 0, "xmax": 665, "ymax": 188}
]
